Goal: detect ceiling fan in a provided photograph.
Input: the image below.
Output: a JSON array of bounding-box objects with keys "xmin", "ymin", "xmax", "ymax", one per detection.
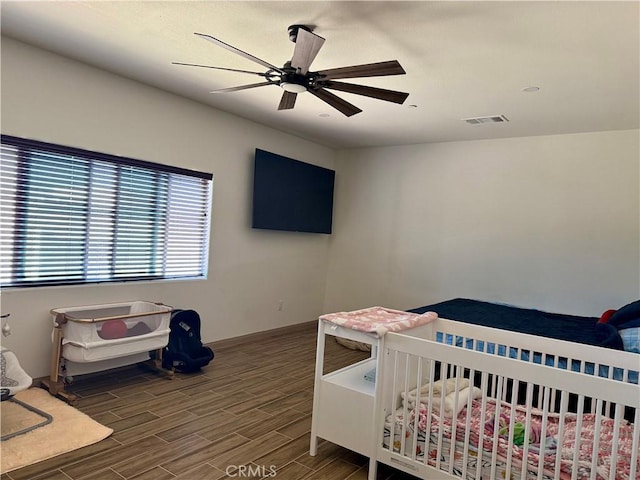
[{"xmin": 174, "ymin": 25, "xmax": 409, "ymax": 117}]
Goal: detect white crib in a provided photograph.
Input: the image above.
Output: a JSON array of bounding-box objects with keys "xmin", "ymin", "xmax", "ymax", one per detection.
[
  {"xmin": 375, "ymin": 319, "xmax": 640, "ymax": 480},
  {"xmin": 310, "ymin": 311, "xmax": 640, "ymax": 480}
]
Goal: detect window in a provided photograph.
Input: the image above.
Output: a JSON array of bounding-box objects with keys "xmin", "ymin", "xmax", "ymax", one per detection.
[{"xmin": 0, "ymin": 135, "xmax": 213, "ymax": 288}]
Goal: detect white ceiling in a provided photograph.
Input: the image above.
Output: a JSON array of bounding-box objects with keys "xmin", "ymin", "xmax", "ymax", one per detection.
[{"xmin": 1, "ymin": 1, "xmax": 638, "ymax": 149}]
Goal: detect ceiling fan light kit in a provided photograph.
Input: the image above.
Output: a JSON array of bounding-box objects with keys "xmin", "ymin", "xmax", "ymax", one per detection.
[
  {"xmin": 281, "ymin": 82, "xmax": 307, "ymax": 93},
  {"xmin": 175, "ymin": 25, "xmax": 409, "ymax": 117}
]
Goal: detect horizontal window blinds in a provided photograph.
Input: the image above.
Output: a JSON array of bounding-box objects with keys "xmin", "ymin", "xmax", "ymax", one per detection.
[{"xmin": 0, "ymin": 135, "xmax": 213, "ymax": 288}]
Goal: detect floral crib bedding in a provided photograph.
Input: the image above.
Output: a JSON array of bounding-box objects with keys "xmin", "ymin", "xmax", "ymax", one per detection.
[
  {"xmin": 383, "ymin": 385, "xmax": 638, "ymax": 480},
  {"xmin": 383, "ymin": 424, "xmax": 552, "ymax": 480}
]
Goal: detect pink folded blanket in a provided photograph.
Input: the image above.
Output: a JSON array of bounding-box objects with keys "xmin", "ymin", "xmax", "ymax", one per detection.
[{"xmin": 320, "ymin": 306, "xmax": 437, "ymax": 337}]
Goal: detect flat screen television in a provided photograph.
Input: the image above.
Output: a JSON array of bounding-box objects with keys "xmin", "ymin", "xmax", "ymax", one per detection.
[{"xmin": 252, "ymin": 149, "xmax": 335, "ymax": 234}]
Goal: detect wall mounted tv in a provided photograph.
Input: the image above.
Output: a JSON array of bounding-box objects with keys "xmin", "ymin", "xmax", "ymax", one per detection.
[{"xmin": 252, "ymin": 149, "xmax": 335, "ymax": 234}]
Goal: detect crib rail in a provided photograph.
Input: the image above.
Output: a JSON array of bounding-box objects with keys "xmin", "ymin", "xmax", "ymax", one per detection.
[
  {"xmin": 377, "ymin": 333, "xmax": 640, "ymax": 480},
  {"xmin": 430, "ymin": 318, "xmax": 639, "ymax": 423},
  {"xmin": 432, "ymin": 318, "xmax": 640, "ymax": 383}
]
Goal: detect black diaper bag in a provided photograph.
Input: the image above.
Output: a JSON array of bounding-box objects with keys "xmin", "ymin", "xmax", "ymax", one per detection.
[{"xmin": 162, "ymin": 309, "xmax": 214, "ymax": 373}]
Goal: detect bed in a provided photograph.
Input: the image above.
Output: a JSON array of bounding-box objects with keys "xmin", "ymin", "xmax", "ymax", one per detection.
[
  {"xmin": 407, "ymin": 299, "xmax": 640, "ymax": 384},
  {"xmin": 313, "ymin": 299, "xmax": 640, "ymax": 480},
  {"xmin": 408, "ymin": 298, "xmax": 635, "ymax": 350}
]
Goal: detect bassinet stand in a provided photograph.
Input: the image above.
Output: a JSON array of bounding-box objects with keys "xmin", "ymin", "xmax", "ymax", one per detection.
[{"xmin": 42, "ymin": 309, "xmax": 174, "ymax": 405}]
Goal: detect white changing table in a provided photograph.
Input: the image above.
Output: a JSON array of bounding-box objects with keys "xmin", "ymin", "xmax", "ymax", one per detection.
[{"xmin": 309, "ymin": 307, "xmax": 436, "ymax": 479}]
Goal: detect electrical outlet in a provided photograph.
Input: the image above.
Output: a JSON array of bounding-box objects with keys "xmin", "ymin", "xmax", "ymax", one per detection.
[{"xmin": 278, "ymin": 300, "xmax": 284, "ymax": 311}]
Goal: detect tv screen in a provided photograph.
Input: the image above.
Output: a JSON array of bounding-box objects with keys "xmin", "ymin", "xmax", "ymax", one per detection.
[{"xmin": 252, "ymin": 149, "xmax": 335, "ymax": 234}]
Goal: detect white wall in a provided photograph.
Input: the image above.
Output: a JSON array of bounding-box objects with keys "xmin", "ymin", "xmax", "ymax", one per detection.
[
  {"xmin": 1, "ymin": 37, "xmax": 336, "ymax": 377},
  {"xmin": 325, "ymin": 130, "xmax": 640, "ymax": 316}
]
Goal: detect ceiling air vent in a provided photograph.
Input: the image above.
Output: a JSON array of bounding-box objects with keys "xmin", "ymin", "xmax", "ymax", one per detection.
[{"xmin": 463, "ymin": 115, "xmax": 509, "ymax": 125}]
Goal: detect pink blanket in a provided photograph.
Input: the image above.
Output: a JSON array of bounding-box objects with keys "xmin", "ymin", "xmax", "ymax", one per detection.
[
  {"xmin": 320, "ymin": 306, "xmax": 437, "ymax": 337},
  {"xmin": 402, "ymin": 398, "xmax": 637, "ymax": 480}
]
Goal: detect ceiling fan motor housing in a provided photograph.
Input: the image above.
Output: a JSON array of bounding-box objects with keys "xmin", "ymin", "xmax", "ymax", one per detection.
[
  {"xmin": 288, "ymin": 24, "xmax": 313, "ymax": 43},
  {"xmin": 280, "ymin": 72, "xmax": 310, "ymax": 92}
]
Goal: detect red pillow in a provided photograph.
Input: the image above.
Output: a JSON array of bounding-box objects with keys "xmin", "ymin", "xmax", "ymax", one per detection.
[
  {"xmin": 598, "ymin": 309, "xmax": 617, "ymax": 324},
  {"xmin": 99, "ymin": 319, "xmax": 128, "ymax": 339}
]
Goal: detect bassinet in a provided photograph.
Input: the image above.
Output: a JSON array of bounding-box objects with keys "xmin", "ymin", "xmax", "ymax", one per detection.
[
  {"xmin": 44, "ymin": 301, "xmax": 172, "ymax": 403},
  {"xmin": 53, "ymin": 301, "xmax": 171, "ymax": 363}
]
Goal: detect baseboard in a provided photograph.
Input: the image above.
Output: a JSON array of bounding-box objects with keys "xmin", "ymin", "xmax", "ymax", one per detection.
[{"xmin": 207, "ymin": 320, "xmax": 317, "ymax": 349}]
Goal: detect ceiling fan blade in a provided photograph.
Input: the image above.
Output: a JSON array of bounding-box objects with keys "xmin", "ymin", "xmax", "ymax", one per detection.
[
  {"xmin": 308, "ymin": 88, "xmax": 362, "ymax": 117},
  {"xmin": 194, "ymin": 32, "xmax": 285, "ymax": 73},
  {"xmin": 290, "ymin": 28, "xmax": 325, "ymax": 75},
  {"xmin": 322, "ymin": 81, "xmax": 409, "ymax": 104},
  {"xmin": 278, "ymin": 91, "xmax": 297, "ymax": 110},
  {"xmin": 172, "ymin": 62, "xmax": 271, "ymax": 77},
  {"xmin": 316, "ymin": 60, "xmax": 406, "ymax": 80},
  {"xmin": 210, "ymin": 82, "xmax": 274, "ymax": 93}
]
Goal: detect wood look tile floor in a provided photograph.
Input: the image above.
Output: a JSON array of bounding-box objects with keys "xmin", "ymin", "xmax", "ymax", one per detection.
[{"xmin": 2, "ymin": 323, "xmax": 419, "ymax": 480}]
